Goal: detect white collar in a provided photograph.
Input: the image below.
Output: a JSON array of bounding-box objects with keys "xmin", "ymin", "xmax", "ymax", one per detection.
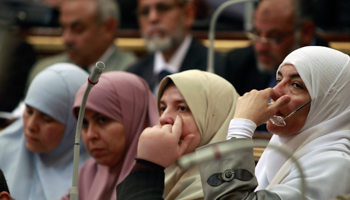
[
  {"xmin": 87, "ymin": 45, "xmax": 116, "ymax": 72},
  {"xmin": 154, "ymin": 35, "xmax": 192, "ymax": 74}
]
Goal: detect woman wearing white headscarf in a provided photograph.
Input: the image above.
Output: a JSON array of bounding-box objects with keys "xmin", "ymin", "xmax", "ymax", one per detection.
[
  {"xmin": 197, "ymin": 46, "xmax": 350, "ymax": 200},
  {"xmin": 0, "ymin": 63, "xmax": 90, "ymax": 200}
]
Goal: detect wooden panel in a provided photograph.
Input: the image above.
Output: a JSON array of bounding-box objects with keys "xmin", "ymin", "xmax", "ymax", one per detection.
[{"xmin": 27, "ymin": 36, "xmax": 350, "ymax": 56}]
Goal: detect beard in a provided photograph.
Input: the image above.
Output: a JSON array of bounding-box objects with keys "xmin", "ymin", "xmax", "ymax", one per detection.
[
  {"xmin": 142, "ymin": 22, "xmax": 186, "ymax": 52},
  {"xmin": 144, "ymin": 34, "xmax": 176, "ymax": 52}
]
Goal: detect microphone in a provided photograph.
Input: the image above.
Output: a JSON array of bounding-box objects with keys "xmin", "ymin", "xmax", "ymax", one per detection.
[
  {"xmin": 207, "ymin": 0, "xmax": 257, "ymax": 73},
  {"xmin": 88, "ymin": 61, "xmax": 105, "ymax": 84},
  {"xmin": 177, "ymin": 139, "xmax": 307, "ymax": 200},
  {"xmin": 70, "ymin": 61, "xmax": 105, "ymax": 200}
]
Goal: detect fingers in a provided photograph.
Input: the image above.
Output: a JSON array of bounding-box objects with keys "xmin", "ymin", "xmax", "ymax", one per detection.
[
  {"xmin": 172, "ymin": 115, "xmax": 183, "ymax": 137},
  {"xmin": 178, "ymin": 134, "xmax": 195, "ymax": 155},
  {"xmin": 270, "ymin": 95, "xmax": 291, "ymax": 111}
]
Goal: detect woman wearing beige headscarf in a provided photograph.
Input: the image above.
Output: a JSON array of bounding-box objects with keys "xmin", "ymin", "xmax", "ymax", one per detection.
[{"xmin": 117, "ymin": 69, "xmax": 239, "ymax": 199}]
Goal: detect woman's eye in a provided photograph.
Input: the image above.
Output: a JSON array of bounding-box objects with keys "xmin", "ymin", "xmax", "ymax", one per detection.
[
  {"xmin": 98, "ymin": 117, "xmax": 108, "ymax": 123},
  {"xmin": 159, "ymin": 106, "xmax": 166, "ymax": 112},
  {"xmin": 178, "ymin": 106, "xmax": 187, "ymax": 112},
  {"xmin": 275, "ymin": 79, "xmax": 281, "ymax": 84},
  {"xmin": 82, "ymin": 119, "xmax": 88, "ymax": 126},
  {"xmin": 42, "ymin": 116, "xmax": 54, "ymax": 123},
  {"xmin": 292, "ymin": 83, "xmax": 303, "ymax": 89},
  {"xmin": 25, "ymin": 108, "xmax": 33, "ymax": 115}
]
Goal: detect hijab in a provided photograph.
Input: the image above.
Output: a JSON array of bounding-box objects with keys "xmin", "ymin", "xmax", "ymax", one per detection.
[
  {"xmin": 256, "ymin": 46, "xmax": 350, "ymax": 200},
  {"xmin": 158, "ymin": 69, "xmax": 240, "ymax": 200},
  {"xmin": 0, "ymin": 63, "xmax": 90, "ymax": 200},
  {"xmin": 67, "ymin": 71, "xmax": 158, "ymax": 200}
]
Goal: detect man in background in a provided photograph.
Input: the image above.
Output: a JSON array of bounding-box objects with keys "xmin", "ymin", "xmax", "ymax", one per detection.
[
  {"xmin": 223, "ymin": 0, "xmax": 328, "ymax": 96},
  {"xmin": 223, "ymin": 0, "xmax": 328, "ymax": 132},
  {"xmin": 127, "ymin": 0, "xmax": 225, "ymax": 94},
  {"xmin": 27, "ymin": 0, "xmax": 137, "ymax": 86}
]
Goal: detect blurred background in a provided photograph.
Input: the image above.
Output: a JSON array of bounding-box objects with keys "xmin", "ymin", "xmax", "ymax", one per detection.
[{"xmin": 0, "ymin": 0, "xmax": 349, "ymax": 128}]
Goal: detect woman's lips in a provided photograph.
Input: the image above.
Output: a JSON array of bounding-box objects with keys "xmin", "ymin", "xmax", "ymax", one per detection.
[
  {"xmin": 90, "ymin": 148, "xmax": 105, "ymax": 157},
  {"xmin": 25, "ymin": 134, "xmax": 39, "ymax": 143},
  {"xmin": 275, "ymin": 111, "xmax": 284, "ymax": 117}
]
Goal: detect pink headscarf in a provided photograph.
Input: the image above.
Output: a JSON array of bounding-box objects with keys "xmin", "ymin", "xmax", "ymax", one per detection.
[{"xmin": 62, "ymin": 71, "xmax": 158, "ymax": 200}]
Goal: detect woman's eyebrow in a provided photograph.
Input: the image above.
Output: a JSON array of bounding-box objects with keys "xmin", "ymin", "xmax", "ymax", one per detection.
[
  {"xmin": 289, "ymin": 73, "xmax": 301, "ymax": 79},
  {"xmin": 92, "ymin": 112, "xmax": 100, "ymax": 119},
  {"xmin": 277, "ymin": 71, "xmax": 300, "ymax": 79}
]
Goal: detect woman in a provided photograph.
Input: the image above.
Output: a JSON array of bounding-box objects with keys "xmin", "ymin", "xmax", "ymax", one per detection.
[
  {"xmin": 61, "ymin": 71, "xmax": 158, "ymax": 200},
  {"xmin": 0, "ymin": 63, "xmax": 90, "ymax": 200},
  {"xmin": 117, "ymin": 69, "xmax": 240, "ymax": 199},
  {"xmin": 198, "ymin": 46, "xmax": 350, "ymax": 199}
]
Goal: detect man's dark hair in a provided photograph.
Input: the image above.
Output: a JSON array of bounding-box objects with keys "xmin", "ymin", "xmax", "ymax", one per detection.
[{"xmin": 295, "ymin": 0, "xmax": 315, "ymax": 24}]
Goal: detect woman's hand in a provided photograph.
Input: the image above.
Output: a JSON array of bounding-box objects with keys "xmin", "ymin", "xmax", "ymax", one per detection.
[
  {"xmin": 137, "ymin": 116, "xmax": 195, "ymax": 168},
  {"xmin": 233, "ymin": 88, "xmax": 291, "ymax": 126}
]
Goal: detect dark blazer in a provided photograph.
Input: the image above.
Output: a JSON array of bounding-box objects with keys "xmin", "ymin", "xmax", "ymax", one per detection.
[{"xmin": 127, "ymin": 38, "xmax": 225, "ymax": 91}]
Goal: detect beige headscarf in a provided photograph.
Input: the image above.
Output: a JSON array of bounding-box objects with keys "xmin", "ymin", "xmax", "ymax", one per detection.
[{"xmin": 157, "ymin": 69, "xmax": 240, "ymax": 200}]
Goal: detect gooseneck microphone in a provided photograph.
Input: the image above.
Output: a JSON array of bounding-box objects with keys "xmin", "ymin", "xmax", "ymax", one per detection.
[
  {"xmin": 207, "ymin": 0, "xmax": 257, "ymax": 73},
  {"xmin": 70, "ymin": 61, "xmax": 105, "ymax": 200}
]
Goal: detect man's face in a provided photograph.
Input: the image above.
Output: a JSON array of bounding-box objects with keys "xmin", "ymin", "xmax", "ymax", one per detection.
[
  {"xmin": 252, "ymin": 3, "xmax": 301, "ymax": 73},
  {"xmin": 60, "ymin": 1, "xmax": 112, "ymax": 67},
  {"xmin": 137, "ymin": 0, "xmax": 193, "ymax": 52}
]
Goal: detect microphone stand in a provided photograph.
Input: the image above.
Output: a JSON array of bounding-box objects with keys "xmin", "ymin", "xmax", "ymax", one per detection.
[
  {"xmin": 207, "ymin": 0, "xmax": 257, "ymax": 73},
  {"xmin": 70, "ymin": 61, "xmax": 105, "ymax": 200}
]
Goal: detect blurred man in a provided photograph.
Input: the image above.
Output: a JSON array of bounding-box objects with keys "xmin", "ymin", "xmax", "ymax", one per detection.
[
  {"xmin": 223, "ymin": 0, "xmax": 328, "ymax": 96},
  {"xmin": 127, "ymin": 0, "xmax": 225, "ymax": 94},
  {"xmin": 27, "ymin": 0, "xmax": 137, "ymax": 86}
]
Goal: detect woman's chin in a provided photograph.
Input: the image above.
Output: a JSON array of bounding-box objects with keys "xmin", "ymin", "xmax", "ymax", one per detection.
[{"xmin": 266, "ymin": 123, "xmax": 284, "ymax": 135}]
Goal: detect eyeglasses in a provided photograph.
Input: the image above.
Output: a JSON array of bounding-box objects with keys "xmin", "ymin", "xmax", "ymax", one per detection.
[
  {"xmin": 137, "ymin": 1, "xmax": 187, "ymax": 18},
  {"xmin": 246, "ymin": 29, "xmax": 296, "ymax": 45},
  {"xmin": 267, "ymin": 99, "xmax": 311, "ymax": 127}
]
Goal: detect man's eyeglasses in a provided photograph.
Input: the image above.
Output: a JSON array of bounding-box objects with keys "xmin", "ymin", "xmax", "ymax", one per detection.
[
  {"xmin": 137, "ymin": 1, "xmax": 187, "ymax": 18},
  {"xmin": 246, "ymin": 29, "xmax": 297, "ymax": 45}
]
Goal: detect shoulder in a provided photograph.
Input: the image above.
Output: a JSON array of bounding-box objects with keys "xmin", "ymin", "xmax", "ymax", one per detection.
[
  {"xmin": 78, "ymin": 158, "xmax": 99, "ymax": 179},
  {"xmin": 126, "ymin": 54, "xmax": 155, "ymax": 73},
  {"xmin": 114, "ymin": 47, "xmax": 137, "ymax": 62},
  {"xmin": 33, "ymin": 53, "xmax": 69, "ymax": 69},
  {"xmin": 226, "ymin": 45, "xmax": 254, "ymax": 60},
  {"xmin": 29, "ymin": 53, "xmax": 68, "ymax": 76},
  {"xmin": 106, "ymin": 48, "xmax": 138, "ymax": 71}
]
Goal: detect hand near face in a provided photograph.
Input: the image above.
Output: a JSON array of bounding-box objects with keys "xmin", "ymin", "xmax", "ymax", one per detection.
[
  {"xmin": 137, "ymin": 116, "xmax": 195, "ymax": 168},
  {"xmin": 233, "ymin": 88, "xmax": 291, "ymax": 126}
]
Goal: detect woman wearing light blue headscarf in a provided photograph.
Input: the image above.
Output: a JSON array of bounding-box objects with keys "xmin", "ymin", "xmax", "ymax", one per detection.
[{"xmin": 0, "ymin": 63, "xmax": 90, "ymax": 200}]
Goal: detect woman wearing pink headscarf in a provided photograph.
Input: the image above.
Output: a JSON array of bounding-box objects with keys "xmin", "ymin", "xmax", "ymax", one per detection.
[{"xmin": 61, "ymin": 71, "xmax": 158, "ymax": 200}]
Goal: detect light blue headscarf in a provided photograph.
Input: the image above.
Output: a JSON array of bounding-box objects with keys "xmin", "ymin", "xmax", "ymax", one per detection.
[{"xmin": 0, "ymin": 63, "xmax": 90, "ymax": 200}]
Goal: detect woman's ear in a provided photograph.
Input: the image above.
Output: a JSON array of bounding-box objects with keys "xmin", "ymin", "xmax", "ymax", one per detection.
[{"xmin": 0, "ymin": 191, "xmax": 11, "ymax": 200}]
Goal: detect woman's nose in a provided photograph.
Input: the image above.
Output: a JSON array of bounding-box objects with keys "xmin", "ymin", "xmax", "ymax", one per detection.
[
  {"xmin": 272, "ymin": 81, "xmax": 286, "ymax": 99},
  {"xmin": 85, "ymin": 125, "xmax": 99, "ymax": 140},
  {"xmin": 26, "ymin": 115, "xmax": 39, "ymax": 132},
  {"xmin": 159, "ymin": 109, "xmax": 175, "ymax": 126}
]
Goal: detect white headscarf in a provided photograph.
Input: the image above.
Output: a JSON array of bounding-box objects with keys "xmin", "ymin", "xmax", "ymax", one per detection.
[
  {"xmin": 0, "ymin": 63, "xmax": 90, "ymax": 200},
  {"xmin": 255, "ymin": 46, "xmax": 350, "ymax": 200}
]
